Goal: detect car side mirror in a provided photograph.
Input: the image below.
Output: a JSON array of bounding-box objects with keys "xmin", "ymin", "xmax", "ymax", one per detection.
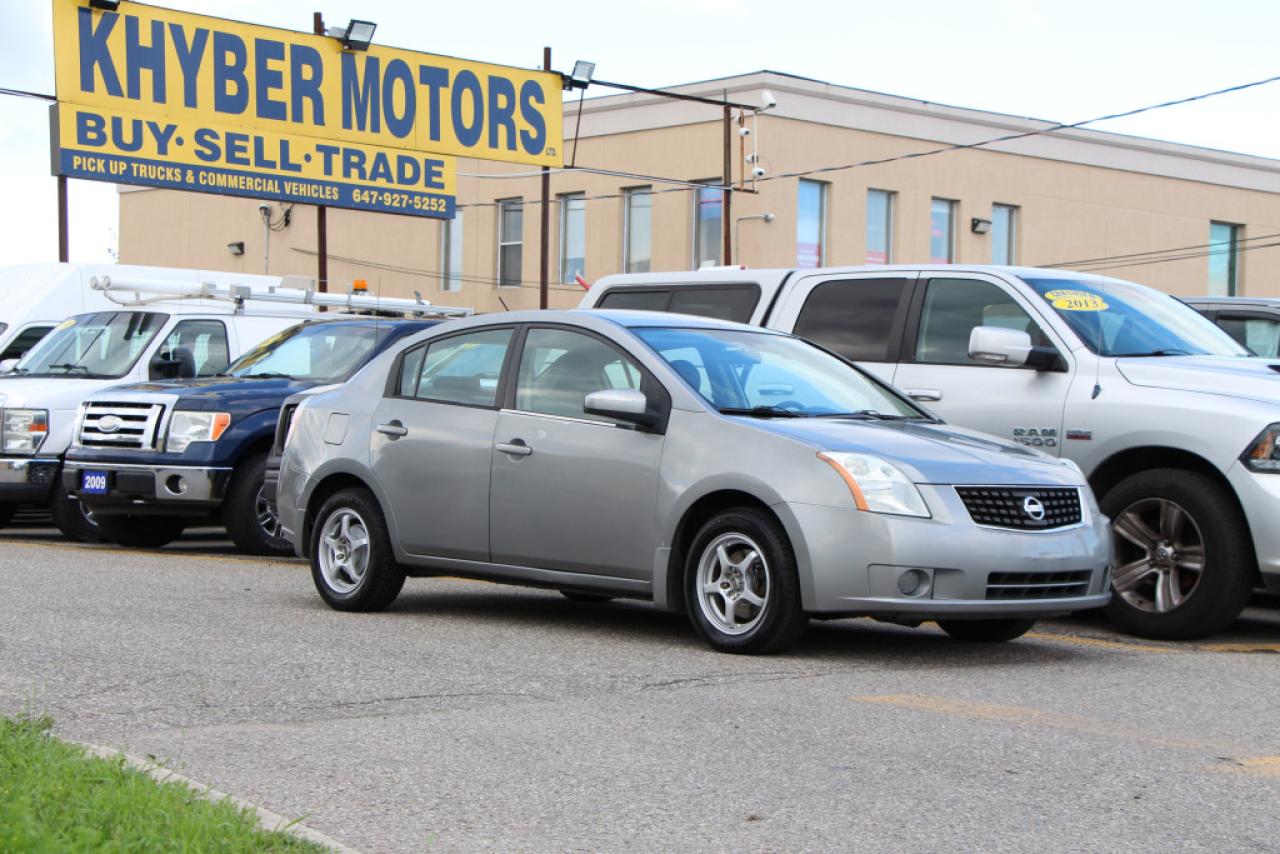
[
  {"xmin": 150, "ymin": 346, "xmax": 197, "ymax": 380},
  {"xmin": 0, "ymin": 358, "xmax": 18, "ymax": 374},
  {"xmin": 584, "ymin": 388, "xmax": 659, "ymax": 429},
  {"xmin": 969, "ymin": 326, "xmax": 1031, "ymax": 367}
]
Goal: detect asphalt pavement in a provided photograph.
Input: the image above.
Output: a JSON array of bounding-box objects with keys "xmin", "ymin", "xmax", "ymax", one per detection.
[{"xmin": 2, "ymin": 523, "xmax": 1279, "ymax": 852}]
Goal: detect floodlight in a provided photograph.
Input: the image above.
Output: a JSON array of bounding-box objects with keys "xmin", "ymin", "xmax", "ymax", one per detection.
[
  {"xmin": 329, "ymin": 19, "xmax": 377, "ymax": 51},
  {"xmin": 568, "ymin": 60, "xmax": 596, "ymax": 90}
]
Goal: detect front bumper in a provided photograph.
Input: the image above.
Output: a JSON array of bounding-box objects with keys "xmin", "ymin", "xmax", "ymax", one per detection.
[
  {"xmin": 1226, "ymin": 461, "xmax": 1280, "ymax": 592},
  {"xmin": 0, "ymin": 456, "xmax": 60, "ymax": 503},
  {"xmin": 777, "ymin": 484, "xmax": 1112, "ymax": 620},
  {"xmin": 62, "ymin": 461, "xmax": 232, "ymax": 516}
]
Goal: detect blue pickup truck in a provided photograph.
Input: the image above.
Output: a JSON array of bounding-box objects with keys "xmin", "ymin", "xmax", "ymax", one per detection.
[{"xmin": 63, "ymin": 317, "xmax": 438, "ymax": 553}]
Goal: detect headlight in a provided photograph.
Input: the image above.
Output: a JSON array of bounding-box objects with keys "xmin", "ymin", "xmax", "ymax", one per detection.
[
  {"xmin": 1243, "ymin": 423, "xmax": 1280, "ymax": 473},
  {"xmin": 3, "ymin": 408, "xmax": 49, "ymax": 454},
  {"xmin": 166, "ymin": 411, "xmax": 232, "ymax": 453},
  {"xmin": 818, "ymin": 451, "xmax": 931, "ymax": 517}
]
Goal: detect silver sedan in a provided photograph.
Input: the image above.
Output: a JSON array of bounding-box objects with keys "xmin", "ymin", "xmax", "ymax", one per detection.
[{"xmin": 276, "ymin": 311, "xmax": 1111, "ymax": 653}]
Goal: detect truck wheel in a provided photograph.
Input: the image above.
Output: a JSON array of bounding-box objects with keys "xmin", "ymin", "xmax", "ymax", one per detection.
[
  {"xmin": 94, "ymin": 515, "xmax": 187, "ymax": 548},
  {"xmin": 0, "ymin": 503, "xmax": 14, "ymax": 530},
  {"xmin": 223, "ymin": 454, "xmax": 292, "ymax": 556},
  {"xmin": 1100, "ymin": 468, "xmax": 1253, "ymax": 640},
  {"xmin": 50, "ymin": 479, "xmax": 103, "ymax": 543},
  {"xmin": 937, "ymin": 618, "xmax": 1036, "ymax": 642},
  {"xmin": 685, "ymin": 508, "xmax": 808, "ymax": 654},
  {"xmin": 310, "ymin": 488, "xmax": 405, "ymax": 612}
]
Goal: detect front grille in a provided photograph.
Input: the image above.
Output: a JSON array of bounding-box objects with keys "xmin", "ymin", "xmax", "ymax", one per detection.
[
  {"xmin": 79, "ymin": 402, "xmax": 165, "ymax": 450},
  {"xmin": 955, "ymin": 486, "xmax": 1082, "ymax": 531},
  {"xmin": 986, "ymin": 570, "xmax": 1093, "ymax": 600}
]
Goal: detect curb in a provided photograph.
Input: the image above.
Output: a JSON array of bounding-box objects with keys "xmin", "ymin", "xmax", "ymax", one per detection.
[{"xmin": 73, "ymin": 741, "xmax": 360, "ymax": 854}]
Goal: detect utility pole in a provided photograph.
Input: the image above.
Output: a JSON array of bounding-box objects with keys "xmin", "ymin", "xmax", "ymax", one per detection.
[
  {"xmin": 722, "ymin": 100, "xmax": 732, "ymax": 265},
  {"xmin": 313, "ymin": 12, "xmax": 328, "ymax": 292},
  {"xmin": 539, "ymin": 47, "xmax": 552, "ymax": 309}
]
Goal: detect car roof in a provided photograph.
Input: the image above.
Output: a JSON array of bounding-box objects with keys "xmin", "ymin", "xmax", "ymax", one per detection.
[
  {"xmin": 451, "ymin": 308, "xmax": 784, "ymax": 335},
  {"xmin": 1182, "ymin": 296, "xmax": 1280, "ymax": 307}
]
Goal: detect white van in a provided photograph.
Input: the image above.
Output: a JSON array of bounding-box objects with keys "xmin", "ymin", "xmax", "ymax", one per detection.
[
  {"xmin": 582, "ymin": 265, "xmax": 1280, "ymax": 641},
  {"xmin": 0, "ymin": 264, "xmax": 312, "ymax": 540}
]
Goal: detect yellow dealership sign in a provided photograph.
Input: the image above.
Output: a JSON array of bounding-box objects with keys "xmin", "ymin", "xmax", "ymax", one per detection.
[{"xmin": 50, "ymin": 0, "xmax": 564, "ymax": 218}]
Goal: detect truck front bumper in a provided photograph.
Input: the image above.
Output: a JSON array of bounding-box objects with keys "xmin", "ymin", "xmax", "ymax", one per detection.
[
  {"xmin": 0, "ymin": 457, "xmax": 60, "ymax": 503},
  {"xmin": 62, "ymin": 461, "xmax": 232, "ymax": 515},
  {"xmin": 1226, "ymin": 461, "xmax": 1280, "ymax": 592}
]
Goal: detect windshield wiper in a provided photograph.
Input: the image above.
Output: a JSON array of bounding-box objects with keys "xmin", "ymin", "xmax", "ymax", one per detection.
[
  {"xmin": 718, "ymin": 405, "xmax": 808, "ymax": 419},
  {"xmin": 1111, "ymin": 349, "xmax": 1192, "ymax": 357},
  {"xmin": 240, "ymin": 371, "xmax": 294, "ymax": 379},
  {"xmin": 48, "ymin": 363, "xmax": 92, "ymax": 375},
  {"xmin": 813, "ymin": 409, "xmax": 917, "ymax": 421}
]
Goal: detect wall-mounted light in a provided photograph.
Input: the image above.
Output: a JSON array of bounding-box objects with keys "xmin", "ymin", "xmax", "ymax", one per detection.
[
  {"xmin": 88, "ymin": 0, "xmax": 121, "ymax": 10},
  {"xmin": 328, "ymin": 19, "xmax": 377, "ymax": 51},
  {"xmin": 227, "ymin": 241, "xmax": 245, "ymax": 256},
  {"xmin": 971, "ymin": 217, "xmax": 992, "ymax": 235},
  {"xmin": 566, "ymin": 60, "xmax": 596, "ymax": 90}
]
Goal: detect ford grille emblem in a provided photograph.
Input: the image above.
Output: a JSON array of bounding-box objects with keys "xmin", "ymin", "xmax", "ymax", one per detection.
[
  {"xmin": 97, "ymin": 415, "xmax": 123, "ymax": 433},
  {"xmin": 1022, "ymin": 495, "xmax": 1046, "ymax": 521}
]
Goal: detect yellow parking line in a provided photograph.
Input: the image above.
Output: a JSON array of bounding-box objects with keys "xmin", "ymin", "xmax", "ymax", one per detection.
[
  {"xmin": 1211, "ymin": 756, "xmax": 1280, "ymax": 778},
  {"xmin": 1023, "ymin": 630, "xmax": 1180, "ymax": 654},
  {"xmin": 0, "ymin": 537, "xmax": 302, "ymax": 568},
  {"xmin": 1199, "ymin": 642, "xmax": 1280, "ymax": 654}
]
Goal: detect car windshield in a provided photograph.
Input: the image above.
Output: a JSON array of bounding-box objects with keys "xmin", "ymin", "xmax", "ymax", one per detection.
[
  {"xmin": 1023, "ymin": 277, "xmax": 1248, "ymax": 358},
  {"xmin": 224, "ymin": 321, "xmax": 392, "ymax": 381},
  {"xmin": 634, "ymin": 326, "xmax": 925, "ymax": 419},
  {"xmin": 14, "ymin": 311, "xmax": 169, "ymax": 378}
]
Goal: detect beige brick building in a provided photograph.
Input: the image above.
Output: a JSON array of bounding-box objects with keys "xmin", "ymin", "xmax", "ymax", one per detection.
[{"xmin": 119, "ymin": 71, "xmax": 1280, "ymax": 312}]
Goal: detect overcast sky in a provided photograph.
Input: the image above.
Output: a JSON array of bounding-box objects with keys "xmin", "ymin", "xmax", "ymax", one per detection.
[{"xmin": 2, "ymin": 0, "xmax": 1278, "ymax": 267}]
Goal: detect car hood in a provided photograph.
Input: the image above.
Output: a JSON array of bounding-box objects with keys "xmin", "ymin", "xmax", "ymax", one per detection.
[
  {"xmin": 99, "ymin": 376, "xmax": 323, "ymax": 411},
  {"xmin": 743, "ymin": 417, "xmax": 1082, "ymax": 486},
  {"xmin": 1116, "ymin": 355, "xmax": 1280, "ymax": 403},
  {"xmin": 0, "ymin": 377, "xmax": 113, "ymax": 410}
]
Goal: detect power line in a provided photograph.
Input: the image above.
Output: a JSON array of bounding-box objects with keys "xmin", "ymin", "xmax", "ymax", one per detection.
[
  {"xmin": 0, "ymin": 87, "xmax": 55, "ymax": 101},
  {"xmin": 1044, "ymin": 231, "xmax": 1280, "ymax": 268},
  {"xmin": 1063, "ymin": 238, "xmax": 1280, "ymax": 273},
  {"xmin": 290, "ymin": 246, "xmax": 578, "ymax": 291}
]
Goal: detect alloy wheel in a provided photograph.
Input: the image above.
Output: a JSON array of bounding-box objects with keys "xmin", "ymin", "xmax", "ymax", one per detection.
[
  {"xmin": 318, "ymin": 508, "xmax": 371, "ymax": 594},
  {"xmin": 1111, "ymin": 497, "xmax": 1205, "ymax": 613},
  {"xmin": 696, "ymin": 533, "xmax": 770, "ymax": 635},
  {"xmin": 255, "ymin": 484, "xmax": 283, "ymax": 540}
]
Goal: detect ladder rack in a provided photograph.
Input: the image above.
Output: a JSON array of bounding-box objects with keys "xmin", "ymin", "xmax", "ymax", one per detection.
[{"xmin": 89, "ymin": 275, "xmax": 474, "ymax": 318}]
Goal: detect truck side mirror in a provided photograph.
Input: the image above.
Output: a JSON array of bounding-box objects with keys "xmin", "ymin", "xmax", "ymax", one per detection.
[
  {"xmin": 969, "ymin": 326, "xmax": 1032, "ymax": 367},
  {"xmin": 150, "ymin": 346, "xmax": 198, "ymax": 380},
  {"xmin": 0, "ymin": 358, "xmax": 18, "ymax": 374}
]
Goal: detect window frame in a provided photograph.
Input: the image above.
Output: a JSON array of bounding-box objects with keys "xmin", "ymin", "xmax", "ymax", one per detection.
[
  {"xmin": 623, "ymin": 186, "xmax": 653, "ymax": 274},
  {"xmin": 1208, "ymin": 221, "xmax": 1241, "ymax": 297},
  {"xmin": 796, "ymin": 179, "xmax": 829, "ymax": 268},
  {"xmin": 497, "ymin": 198, "xmax": 523, "ymax": 289},
  {"xmin": 929, "ymin": 197, "xmax": 957, "ymax": 264},
  {"xmin": 385, "ymin": 325, "xmax": 519, "ymax": 411},
  {"xmin": 440, "ymin": 212, "xmax": 463, "ymax": 293},
  {"xmin": 692, "ymin": 180, "xmax": 724, "ymax": 268},
  {"xmin": 790, "ymin": 277, "xmax": 916, "ymax": 364},
  {"xmin": 991, "ymin": 203, "xmax": 1018, "ymax": 265},
  {"xmin": 1214, "ymin": 310, "xmax": 1280, "ymax": 357},
  {"xmin": 558, "ymin": 192, "xmax": 587, "ymax": 285},
  {"xmin": 596, "ymin": 283, "xmax": 762, "ymax": 323},
  {"xmin": 154, "ymin": 318, "xmax": 230, "ymax": 378},
  {"xmin": 0, "ymin": 324, "xmax": 55, "ymax": 362},
  {"xmin": 866, "ymin": 188, "xmax": 895, "ymax": 264}
]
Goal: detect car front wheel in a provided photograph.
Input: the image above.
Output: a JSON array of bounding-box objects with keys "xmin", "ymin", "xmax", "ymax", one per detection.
[
  {"xmin": 50, "ymin": 478, "xmax": 102, "ymax": 543},
  {"xmin": 310, "ymin": 488, "xmax": 405, "ymax": 612},
  {"xmin": 685, "ymin": 508, "xmax": 807, "ymax": 654},
  {"xmin": 224, "ymin": 454, "xmax": 292, "ymax": 557}
]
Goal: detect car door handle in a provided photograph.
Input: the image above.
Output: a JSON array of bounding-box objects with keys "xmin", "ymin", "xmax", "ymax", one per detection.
[
  {"xmin": 375, "ymin": 421, "xmax": 408, "ymax": 438},
  {"xmin": 495, "ymin": 439, "xmax": 533, "ymax": 457},
  {"xmin": 904, "ymin": 388, "xmax": 943, "ymax": 402}
]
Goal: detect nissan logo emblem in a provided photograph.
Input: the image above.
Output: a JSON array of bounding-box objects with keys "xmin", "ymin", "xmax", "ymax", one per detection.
[
  {"xmin": 97, "ymin": 415, "xmax": 123, "ymax": 433},
  {"xmin": 1022, "ymin": 495, "xmax": 1046, "ymax": 521}
]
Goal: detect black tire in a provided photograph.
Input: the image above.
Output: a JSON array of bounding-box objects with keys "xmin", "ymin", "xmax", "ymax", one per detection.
[
  {"xmin": 223, "ymin": 454, "xmax": 292, "ymax": 556},
  {"xmin": 50, "ymin": 477, "xmax": 103, "ymax": 543},
  {"xmin": 1100, "ymin": 468, "xmax": 1253, "ymax": 640},
  {"xmin": 684, "ymin": 507, "xmax": 807, "ymax": 654},
  {"xmin": 0, "ymin": 503, "xmax": 14, "ymax": 531},
  {"xmin": 93, "ymin": 514, "xmax": 187, "ymax": 548},
  {"xmin": 309, "ymin": 488, "xmax": 405, "ymax": 612},
  {"xmin": 560, "ymin": 591, "xmax": 614, "ymax": 603},
  {"xmin": 937, "ymin": 618, "xmax": 1036, "ymax": 643}
]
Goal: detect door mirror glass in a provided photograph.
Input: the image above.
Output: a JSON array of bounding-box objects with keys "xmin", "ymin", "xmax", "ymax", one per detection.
[
  {"xmin": 0, "ymin": 358, "xmax": 17, "ymax": 374},
  {"xmin": 969, "ymin": 326, "xmax": 1031, "ymax": 367},
  {"xmin": 150, "ymin": 346, "xmax": 198, "ymax": 380},
  {"xmin": 583, "ymin": 388, "xmax": 656, "ymax": 427}
]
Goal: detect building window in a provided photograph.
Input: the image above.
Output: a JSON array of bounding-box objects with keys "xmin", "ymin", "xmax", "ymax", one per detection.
[
  {"xmin": 930, "ymin": 198, "xmax": 956, "ymax": 264},
  {"xmin": 1209, "ymin": 221, "xmax": 1241, "ymax": 296},
  {"xmin": 558, "ymin": 193, "xmax": 586, "ymax": 284},
  {"xmin": 441, "ymin": 212, "xmax": 463, "ymax": 292},
  {"xmin": 991, "ymin": 204, "xmax": 1017, "ymax": 265},
  {"xmin": 694, "ymin": 182, "xmax": 723, "ymax": 268},
  {"xmin": 623, "ymin": 188, "xmax": 652, "ymax": 273},
  {"xmin": 866, "ymin": 189, "xmax": 894, "ymax": 264},
  {"xmin": 498, "ymin": 199, "xmax": 522, "ymax": 288},
  {"xmin": 796, "ymin": 179, "xmax": 827, "ymax": 268}
]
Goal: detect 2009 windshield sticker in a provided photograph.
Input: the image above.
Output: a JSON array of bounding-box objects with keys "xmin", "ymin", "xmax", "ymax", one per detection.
[{"xmin": 1045, "ymin": 289, "xmax": 1109, "ymax": 311}]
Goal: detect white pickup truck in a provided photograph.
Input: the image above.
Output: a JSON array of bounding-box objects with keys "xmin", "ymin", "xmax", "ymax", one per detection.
[{"xmin": 581, "ymin": 264, "xmax": 1280, "ymax": 640}]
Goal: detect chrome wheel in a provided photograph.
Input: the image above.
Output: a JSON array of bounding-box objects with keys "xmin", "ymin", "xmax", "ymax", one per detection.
[
  {"xmin": 79, "ymin": 500, "xmax": 98, "ymax": 527},
  {"xmin": 255, "ymin": 484, "xmax": 282, "ymax": 540},
  {"xmin": 696, "ymin": 533, "xmax": 770, "ymax": 635},
  {"xmin": 1112, "ymin": 497, "xmax": 1205, "ymax": 613},
  {"xmin": 318, "ymin": 508, "xmax": 370, "ymax": 595}
]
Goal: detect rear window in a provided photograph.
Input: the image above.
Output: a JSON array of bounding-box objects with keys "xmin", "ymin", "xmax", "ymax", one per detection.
[
  {"xmin": 792, "ymin": 278, "xmax": 910, "ymax": 362},
  {"xmin": 598, "ymin": 285, "xmax": 759, "ymax": 323}
]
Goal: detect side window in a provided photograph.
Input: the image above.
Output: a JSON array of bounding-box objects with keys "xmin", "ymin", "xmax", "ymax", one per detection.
[
  {"xmin": 792, "ymin": 278, "xmax": 910, "ymax": 362},
  {"xmin": 0, "ymin": 325, "xmax": 55, "ymax": 362},
  {"xmin": 163, "ymin": 320, "xmax": 230, "ymax": 376},
  {"xmin": 915, "ymin": 278, "xmax": 1051, "ymax": 366},
  {"xmin": 397, "ymin": 346, "xmax": 426, "ymax": 396},
  {"xmin": 415, "ymin": 328, "xmax": 512, "ymax": 407},
  {"xmin": 598, "ymin": 289, "xmax": 671, "ymax": 312},
  {"xmin": 669, "ymin": 286, "xmax": 759, "ymax": 323},
  {"xmin": 516, "ymin": 328, "xmax": 643, "ymax": 422},
  {"xmin": 1216, "ymin": 315, "xmax": 1280, "ymax": 358}
]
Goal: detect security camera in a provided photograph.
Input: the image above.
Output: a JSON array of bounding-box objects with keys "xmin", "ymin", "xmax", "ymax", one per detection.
[
  {"xmin": 738, "ymin": 126, "xmax": 751, "ymax": 138},
  {"xmin": 752, "ymin": 166, "xmax": 767, "ymax": 178},
  {"xmin": 761, "ymin": 90, "xmax": 777, "ymax": 109},
  {"xmin": 258, "ymin": 203, "xmax": 271, "ymax": 214},
  {"xmin": 763, "ymin": 213, "xmax": 776, "ymax": 223}
]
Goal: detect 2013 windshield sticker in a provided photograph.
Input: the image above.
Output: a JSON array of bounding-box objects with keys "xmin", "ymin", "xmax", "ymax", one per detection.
[{"xmin": 1045, "ymin": 289, "xmax": 1108, "ymax": 311}]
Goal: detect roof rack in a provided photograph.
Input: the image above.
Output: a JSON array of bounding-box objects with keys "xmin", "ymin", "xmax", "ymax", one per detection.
[{"xmin": 88, "ymin": 275, "xmax": 474, "ymax": 318}]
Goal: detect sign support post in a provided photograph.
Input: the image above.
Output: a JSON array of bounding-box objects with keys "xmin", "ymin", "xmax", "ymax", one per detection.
[
  {"xmin": 313, "ymin": 12, "xmax": 328, "ymax": 293},
  {"xmin": 57, "ymin": 174, "xmax": 68, "ymax": 262},
  {"xmin": 540, "ymin": 46, "xmax": 552, "ymax": 309}
]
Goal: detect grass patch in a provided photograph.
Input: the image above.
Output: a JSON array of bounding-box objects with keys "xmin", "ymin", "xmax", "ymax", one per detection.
[{"xmin": 0, "ymin": 714, "xmax": 325, "ymax": 852}]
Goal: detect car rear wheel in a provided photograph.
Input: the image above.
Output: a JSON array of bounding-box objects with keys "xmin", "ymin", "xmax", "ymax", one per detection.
[
  {"xmin": 310, "ymin": 488, "xmax": 405, "ymax": 612},
  {"xmin": 94, "ymin": 515, "xmax": 187, "ymax": 548},
  {"xmin": 50, "ymin": 478, "xmax": 103, "ymax": 543},
  {"xmin": 937, "ymin": 618, "xmax": 1036, "ymax": 642},
  {"xmin": 685, "ymin": 508, "xmax": 807, "ymax": 654},
  {"xmin": 1100, "ymin": 468, "xmax": 1253, "ymax": 640},
  {"xmin": 224, "ymin": 454, "xmax": 292, "ymax": 556}
]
